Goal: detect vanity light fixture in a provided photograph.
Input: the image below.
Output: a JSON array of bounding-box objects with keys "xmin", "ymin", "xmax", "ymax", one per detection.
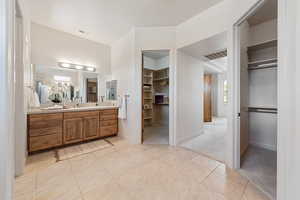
[
  {"xmin": 86, "ymin": 67, "xmax": 95, "ymax": 72},
  {"xmin": 58, "ymin": 62, "xmax": 96, "ymax": 72},
  {"xmin": 61, "ymin": 63, "xmax": 71, "ymax": 68},
  {"xmin": 75, "ymin": 65, "xmax": 84, "ymax": 70}
]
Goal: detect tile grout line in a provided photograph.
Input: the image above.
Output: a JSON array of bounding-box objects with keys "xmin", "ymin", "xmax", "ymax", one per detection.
[
  {"xmin": 67, "ymin": 159, "xmax": 85, "ymax": 200},
  {"xmin": 241, "ymin": 180, "xmax": 250, "ymax": 200}
]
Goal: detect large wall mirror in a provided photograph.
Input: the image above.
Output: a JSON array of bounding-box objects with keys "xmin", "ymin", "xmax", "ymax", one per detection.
[{"xmin": 33, "ymin": 65, "xmax": 117, "ymax": 105}]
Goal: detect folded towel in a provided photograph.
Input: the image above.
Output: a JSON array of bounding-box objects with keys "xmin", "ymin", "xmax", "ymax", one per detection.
[{"xmin": 118, "ymin": 96, "xmax": 127, "ymax": 120}]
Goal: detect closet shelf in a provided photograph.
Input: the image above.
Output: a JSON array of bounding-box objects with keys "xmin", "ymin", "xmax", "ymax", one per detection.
[
  {"xmin": 144, "ymin": 117, "xmax": 153, "ymax": 120},
  {"xmin": 248, "ymin": 58, "xmax": 277, "ymax": 66},
  {"xmin": 153, "ymin": 77, "xmax": 169, "ymax": 81},
  {"xmin": 248, "ymin": 39, "xmax": 277, "ymax": 52}
]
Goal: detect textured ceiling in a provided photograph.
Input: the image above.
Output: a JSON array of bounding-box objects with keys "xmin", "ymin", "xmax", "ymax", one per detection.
[{"xmin": 27, "ymin": 0, "xmax": 223, "ymax": 45}]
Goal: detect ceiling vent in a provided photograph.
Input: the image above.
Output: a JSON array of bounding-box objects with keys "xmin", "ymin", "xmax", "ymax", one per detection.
[{"xmin": 205, "ymin": 50, "xmax": 227, "ymax": 60}]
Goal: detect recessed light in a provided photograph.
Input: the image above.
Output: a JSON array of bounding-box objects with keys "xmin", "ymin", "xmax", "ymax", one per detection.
[
  {"xmin": 75, "ymin": 65, "xmax": 83, "ymax": 70},
  {"xmin": 61, "ymin": 63, "xmax": 71, "ymax": 68}
]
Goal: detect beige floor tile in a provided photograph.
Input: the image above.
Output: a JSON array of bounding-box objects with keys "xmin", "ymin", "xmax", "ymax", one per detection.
[
  {"xmin": 14, "ymin": 192, "xmax": 35, "ymax": 200},
  {"xmin": 213, "ymin": 164, "xmax": 249, "ymax": 185},
  {"xmin": 25, "ymin": 151, "xmax": 57, "ymax": 173},
  {"xmin": 82, "ymin": 180, "xmax": 135, "ymax": 200},
  {"xmin": 18, "ymin": 138, "xmax": 272, "ymax": 200},
  {"xmin": 191, "ymin": 154, "xmax": 222, "ymax": 171},
  {"xmin": 36, "ymin": 161, "xmax": 74, "ymax": 190},
  {"xmin": 92, "ymin": 146, "xmax": 117, "ymax": 158},
  {"xmin": 202, "ymin": 171, "xmax": 248, "ymax": 200},
  {"xmin": 243, "ymin": 183, "xmax": 271, "ymax": 200}
]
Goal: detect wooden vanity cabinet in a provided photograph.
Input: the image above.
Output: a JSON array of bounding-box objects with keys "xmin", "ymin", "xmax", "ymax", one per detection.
[
  {"xmin": 28, "ymin": 109, "xmax": 118, "ymax": 153},
  {"xmin": 63, "ymin": 118, "xmax": 84, "ymax": 144},
  {"xmin": 28, "ymin": 113, "xmax": 63, "ymax": 152},
  {"xmin": 99, "ymin": 109, "xmax": 118, "ymax": 137},
  {"xmin": 63, "ymin": 111, "xmax": 99, "ymax": 144}
]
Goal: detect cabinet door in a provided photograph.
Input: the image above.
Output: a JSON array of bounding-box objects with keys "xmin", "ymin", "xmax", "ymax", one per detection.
[
  {"xmin": 84, "ymin": 116, "xmax": 99, "ymax": 140},
  {"xmin": 63, "ymin": 118, "xmax": 83, "ymax": 144}
]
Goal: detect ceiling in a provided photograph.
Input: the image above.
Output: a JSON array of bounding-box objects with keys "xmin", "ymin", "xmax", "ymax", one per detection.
[
  {"xmin": 247, "ymin": 0, "xmax": 277, "ymax": 26},
  {"xmin": 180, "ymin": 31, "xmax": 227, "ymax": 74},
  {"xmin": 143, "ymin": 50, "xmax": 169, "ymax": 60},
  {"xmin": 27, "ymin": 0, "xmax": 223, "ymax": 45},
  {"xmin": 180, "ymin": 31, "xmax": 227, "ymax": 60}
]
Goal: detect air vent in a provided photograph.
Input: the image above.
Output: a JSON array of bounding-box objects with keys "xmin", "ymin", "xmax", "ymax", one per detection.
[{"xmin": 205, "ymin": 50, "xmax": 227, "ymax": 60}]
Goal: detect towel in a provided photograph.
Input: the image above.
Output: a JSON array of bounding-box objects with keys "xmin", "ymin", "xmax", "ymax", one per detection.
[{"xmin": 118, "ymin": 96, "xmax": 127, "ymax": 120}]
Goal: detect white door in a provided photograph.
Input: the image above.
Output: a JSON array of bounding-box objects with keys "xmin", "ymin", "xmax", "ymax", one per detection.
[{"xmin": 239, "ymin": 21, "xmax": 250, "ymax": 158}]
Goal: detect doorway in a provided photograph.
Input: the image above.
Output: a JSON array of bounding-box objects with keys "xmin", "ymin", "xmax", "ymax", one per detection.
[
  {"xmin": 141, "ymin": 50, "xmax": 170, "ymax": 145},
  {"xmin": 86, "ymin": 78, "xmax": 98, "ymax": 102},
  {"xmin": 177, "ymin": 32, "xmax": 229, "ymax": 162},
  {"xmin": 234, "ymin": 0, "xmax": 278, "ymax": 199}
]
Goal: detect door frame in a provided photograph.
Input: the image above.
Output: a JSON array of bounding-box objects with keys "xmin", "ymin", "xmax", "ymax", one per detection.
[
  {"xmin": 230, "ymin": 0, "xmax": 292, "ymax": 199},
  {"xmin": 229, "ymin": 0, "xmax": 265, "ymax": 170},
  {"xmin": 140, "ymin": 49, "xmax": 175, "ymax": 146},
  {"xmin": 0, "ymin": 0, "xmax": 16, "ymax": 199}
]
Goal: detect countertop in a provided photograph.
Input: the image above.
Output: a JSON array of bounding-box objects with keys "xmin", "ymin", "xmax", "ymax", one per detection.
[{"xmin": 28, "ymin": 106, "xmax": 119, "ymax": 115}]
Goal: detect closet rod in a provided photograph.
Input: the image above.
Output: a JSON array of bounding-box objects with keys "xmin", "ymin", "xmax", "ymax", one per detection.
[
  {"xmin": 248, "ymin": 110, "xmax": 277, "ymax": 114},
  {"xmin": 248, "ymin": 63, "xmax": 277, "ymax": 71},
  {"xmin": 248, "ymin": 107, "xmax": 277, "ymax": 114}
]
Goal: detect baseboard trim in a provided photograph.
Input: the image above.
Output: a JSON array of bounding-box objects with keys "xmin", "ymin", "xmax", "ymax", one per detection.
[
  {"xmin": 176, "ymin": 128, "xmax": 204, "ymax": 145},
  {"xmin": 249, "ymin": 141, "xmax": 277, "ymax": 151}
]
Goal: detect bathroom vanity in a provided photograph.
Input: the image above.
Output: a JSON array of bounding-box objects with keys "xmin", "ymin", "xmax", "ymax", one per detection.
[{"xmin": 27, "ymin": 107, "xmax": 118, "ymax": 153}]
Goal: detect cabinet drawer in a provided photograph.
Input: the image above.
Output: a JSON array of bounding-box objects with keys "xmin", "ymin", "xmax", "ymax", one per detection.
[
  {"xmin": 64, "ymin": 111, "xmax": 99, "ymax": 119},
  {"xmin": 100, "ymin": 114, "xmax": 118, "ymax": 121},
  {"xmin": 100, "ymin": 126, "xmax": 118, "ymax": 137},
  {"xmin": 100, "ymin": 109, "xmax": 118, "ymax": 115},
  {"xmin": 29, "ymin": 113, "xmax": 63, "ymax": 129},
  {"xmin": 29, "ymin": 133, "xmax": 62, "ymax": 152},
  {"xmin": 29, "ymin": 127, "xmax": 62, "ymax": 137},
  {"xmin": 100, "ymin": 120, "xmax": 118, "ymax": 127}
]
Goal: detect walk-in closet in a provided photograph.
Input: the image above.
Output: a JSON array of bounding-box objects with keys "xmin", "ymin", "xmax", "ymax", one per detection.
[
  {"xmin": 142, "ymin": 50, "xmax": 170, "ymax": 144},
  {"xmin": 239, "ymin": 0, "xmax": 277, "ymax": 199}
]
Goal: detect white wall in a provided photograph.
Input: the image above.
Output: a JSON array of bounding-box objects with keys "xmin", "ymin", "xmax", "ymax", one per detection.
[
  {"xmin": 211, "ymin": 74, "xmax": 218, "ymax": 117},
  {"xmin": 176, "ymin": 51, "xmax": 204, "ymax": 144},
  {"xmin": 15, "ymin": 0, "xmax": 32, "ymax": 178},
  {"xmin": 277, "ymin": 0, "xmax": 300, "ymax": 199},
  {"xmin": 144, "ymin": 55, "xmax": 169, "ymax": 70},
  {"xmin": 249, "ymin": 19, "xmax": 277, "ymax": 46},
  {"xmin": 0, "ymin": 0, "xmax": 15, "ymax": 199},
  {"xmin": 176, "ymin": 1, "xmax": 229, "ymax": 49},
  {"xmin": 31, "ymin": 23, "xmax": 111, "ymax": 75},
  {"xmin": 217, "ymin": 73, "xmax": 228, "ymax": 117},
  {"xmin": 111, "ymin": 30, "xmax": 137, "ymax": 143}
]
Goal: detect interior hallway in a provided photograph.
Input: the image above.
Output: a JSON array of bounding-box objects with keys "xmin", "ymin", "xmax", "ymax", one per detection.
[
  {"xmin": 181, "ymin": 117, "xmax": 226, "ymax": 162},
  {"xmin": 14, "ymin": 137, "xmax": 270, "ymax": 200}
]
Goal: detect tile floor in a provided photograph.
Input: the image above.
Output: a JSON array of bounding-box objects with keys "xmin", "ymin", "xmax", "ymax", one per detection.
[
  {"xmin": 181, "ymin": 117, "xmax": 227, "ymax": 162},
  {"xmin": 14, "ymin": 137, "xmax": 270, "ymax": 200},
  {"xmin": 143, "ymin": 123, "xmax": 169, "ymax": 145},
  {"xmin": 239, "ymin": 146, "xmax": 277, "ymax": 200}
]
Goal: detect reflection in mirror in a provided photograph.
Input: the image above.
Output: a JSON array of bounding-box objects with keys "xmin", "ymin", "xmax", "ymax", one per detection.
[
  {"xmin": 106, "ymin": 80, "xmax": 117, "ymax": 100},
  {"xmin": 34, "ymin": 65, "xmax": 99, "ymax": 105},
  {"xmin": 86, "ymin": 78, "xmax": 98, "ymax": 102}
]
